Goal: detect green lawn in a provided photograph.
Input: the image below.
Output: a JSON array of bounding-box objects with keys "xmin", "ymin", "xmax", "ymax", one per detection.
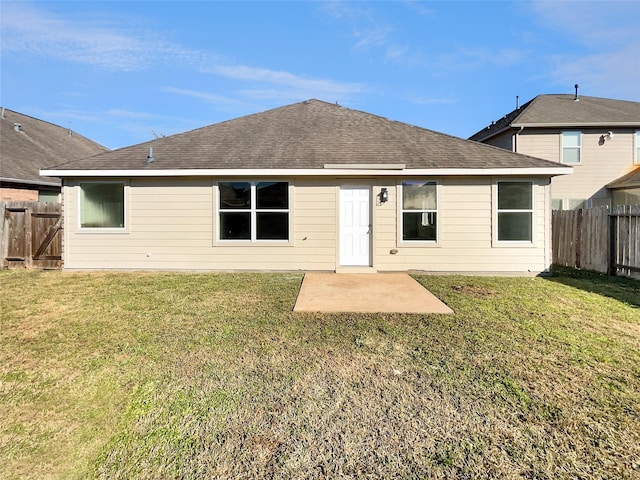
[{"xmin": 1, "ymin": 268, "xmax": 638, "ymax": 479}]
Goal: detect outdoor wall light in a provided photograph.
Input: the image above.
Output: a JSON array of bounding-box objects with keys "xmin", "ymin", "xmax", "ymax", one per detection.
[
  {"xmin": 380, "ymin": 187, "xmax": 389, "ymax": 203},
  {"xmin": 599, "ymin": 131, "xmax": 614, "ymax": 145}
]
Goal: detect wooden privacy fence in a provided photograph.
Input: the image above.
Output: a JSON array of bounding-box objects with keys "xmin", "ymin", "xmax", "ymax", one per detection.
[
  {"xmin": 552, "ymin": 205, "xmax": 640, "ymax": 279},
  {"xmin": 0, "ymin": 201, "xmax": 63, "ymax": 270}
]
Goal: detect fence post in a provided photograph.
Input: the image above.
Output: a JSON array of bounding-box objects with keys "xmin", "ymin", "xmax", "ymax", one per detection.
[
  {"xmin": 0, "ymin": 202, "xmax": 8, "ymax": 269},
  {"xmin": 575, "ymin": 208, "xmax": 583, "ymax": 269},
  {"xmin": 608, "ymin": 212, "xmax": 617, "ymax": 276},
  {"xmin": 24, "ymin": 205, "xmax": 33, "ymax": 269}
]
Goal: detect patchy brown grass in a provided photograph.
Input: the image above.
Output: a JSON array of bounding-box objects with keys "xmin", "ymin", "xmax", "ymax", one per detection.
[
  {"xmin": 451, "ymin": 284, "xmax": 498, "ymax": 297},
  {"xmin": 1, "ymin": 269, "xmax": 638, "ymax": 479}
]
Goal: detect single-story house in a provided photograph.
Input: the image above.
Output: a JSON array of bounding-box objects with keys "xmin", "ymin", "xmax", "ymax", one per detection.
[{"xmin": 42, "ymin": 99, "xmax": 572, "ymax": 274}]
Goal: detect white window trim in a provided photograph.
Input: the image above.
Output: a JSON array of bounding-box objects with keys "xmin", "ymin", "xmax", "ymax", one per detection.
[
  {"xmin": 635, "ymin": 131, "xmax": 640, "ymax": 165},
  {"xmin": 561, "ymin": 131, "xmax": 582, "ymax": 165},
  {"xmin": 493, "ymin": 180, "xmax": 535, "ymax": 247},
  {"xmin": 215, "ymin": 180, "xmax": 292, "ymax": 245},
  {"xmin": 77, "ymin": 181, "xmax": 129, "ymax": 233},
  {"xmin": 398, "ymin": 180, "xmax": 440, "ymax": 247}
]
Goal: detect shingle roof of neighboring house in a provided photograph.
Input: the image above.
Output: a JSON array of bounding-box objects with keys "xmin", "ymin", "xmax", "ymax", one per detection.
[
  {"xmin": 44, "ymin": 100, "xmax": 568, "ymax": 177},
  {"xmin": 469, "ymin": 94, "xmax": 640, "ymax": 142},
  {"xmin": 607, "ymin": 167, "xmax": 640, "ymax": 189},
  {"xmin": 0, "ymin": 108, "xmax": 107, "ymax": 186}
]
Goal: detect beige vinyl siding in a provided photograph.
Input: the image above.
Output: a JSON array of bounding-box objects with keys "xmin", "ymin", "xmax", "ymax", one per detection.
[
  {"xmin": 375, "ymin": 177, "xmax": 550, "ymax": 273},
  {"xmin": 516, "ymin": 130, "xmax": 560, "ymax": 162},
  {"xmin": 551, "ymin": 130, "xmax": 636, "ymax": 203},
  {"xmin": 64, "ymin": 177, "xmax": 338, "ymax": 271},
  {"xmin": 517, "ymin": 129, "xmax": 637, "ymax": 206},
  {"xmin": 63, "ymin": 175, "xmax": 552, "ymax": 274}
]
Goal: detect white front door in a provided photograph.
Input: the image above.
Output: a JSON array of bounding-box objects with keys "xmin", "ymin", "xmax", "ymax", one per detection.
[{"xmin": 339, "ymin": 186, "xmax": 371, "ymax": 266}]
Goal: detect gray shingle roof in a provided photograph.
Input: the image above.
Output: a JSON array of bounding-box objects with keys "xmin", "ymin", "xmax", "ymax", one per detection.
[
  {"xmin": 469, "ymin": 94, "xmax": 640, "ymax": 142},
  {"xmin": 0, "ymin": 108, "xmax": 107, "ymax": 186},
  {"xmin": 607, "ymin": 167, "xmax": 640, "ymax": 189},
  {"xmin": 47, "ymin": 99, "xmax": 565, "ymax": 173}
]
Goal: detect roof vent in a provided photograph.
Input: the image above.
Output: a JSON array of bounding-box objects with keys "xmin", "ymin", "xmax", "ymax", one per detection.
[
  {"xmin": 574, "ymin": 84, "xmax": 580, "ymax": 102},
  {"xmin": 13, "ymin": 123, "xmax": 22, "ymax": 132},
  {"xmin": 1, "ymin": 108, "xmax": 5, "ymax": 119},
  {"xmin": 146, "ymin": 147, "xmax": 155, "ymax": 163}
]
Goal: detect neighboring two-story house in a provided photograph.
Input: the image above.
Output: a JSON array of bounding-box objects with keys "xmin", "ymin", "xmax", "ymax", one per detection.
[
  {"xmin": 0, "ymin": 108, "xmax": 107, "ymax": 202},
  {"xmin": 469, "ymin": 93, "xmax": 640, "ymax": 209}
]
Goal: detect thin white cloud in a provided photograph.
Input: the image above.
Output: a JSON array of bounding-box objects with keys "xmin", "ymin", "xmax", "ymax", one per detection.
[
  {"xmin": 406, "ymin": 95, "xmax": 459, "ymax": 106},
  {"xmin": 548, "ymin": 50, "xmax": 640, "ymax": 100},
  {"xmin": 215, "ymin": 65, "xmax": 365, "ymax": 93},
  {"xmin": 26, "ymin": 107, "xmax": 100, "ymax": 125},
  {"xmin": 0, "ymin": 2, "xmax": 210, "ymax": 71},
  {"xmin": 429, "ymin": 47, "xmax": 528, "ymax": 74},
  {"xmin": 162, "ymin": 87, "xmax": 251, "ymax": 108},
  {"xmin": 529, "ymin": 1, "xmax": 639, "ymax": 47},
  {"xmin": 400, "ymin": 1, "xmax": 435, "ymax": 18},
  {"xmin": 1, "ymin": 2, "xmax": 368, "ymax": 105},
  {"xmin": 353, "ymin": 24, "xmax": 394, "ymax": 50},
  {"xmin": 321, "ymin": 1, "xmax": 527, "ymax": 70},
  {"xmin": 321, "ymin": 2, "xmax": 394, "ymax": 49},
  {"xmin": 207, "ymin": 65, "xmax": 367, "ymax": 101},
  {"xmin": 106, "ymin": 109, "xmax": 171, "ymax": 120},
  {"xmin": 527, "ymin": 0, "xmax": 640, "ymax": 99},
  {"xmin": 2, "ymin": 3, "xmax": 149, "ymax": 70},
  {"xmin": 105, "ymin": 108, "xmax": 204, "ymax": 141},
  {"xmin": 235, "ymin": 89, "xmax": 313, "ymax": 103}
]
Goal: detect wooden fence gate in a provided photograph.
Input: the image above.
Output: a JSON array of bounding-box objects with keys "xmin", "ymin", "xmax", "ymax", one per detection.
[
  {"xmin": 552, "ymin": 205, "xmax": 640, "ymax": 279},
  {"xmin": 0, "ymin": 201, "xmax": 63, "ymax": 269},
  {"xmin": 609, "ymin": 205, "xmax": 640, "ymax": 278}
]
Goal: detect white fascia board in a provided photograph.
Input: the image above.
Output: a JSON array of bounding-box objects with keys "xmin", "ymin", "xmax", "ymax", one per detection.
[
  {"xmin": 2, "ymin": 176, "xmax": 61, "ymax": 187},
  {"xmin": 512, "ymin": 122, "xmax": 640, "ymax": 128},
  {"xmin": 41, "ymin": 167, "xmax": 573, "ymax": 178},
  {"xmin": 324, "ymin": 163, "xmax": 406, "ymax": 169}
]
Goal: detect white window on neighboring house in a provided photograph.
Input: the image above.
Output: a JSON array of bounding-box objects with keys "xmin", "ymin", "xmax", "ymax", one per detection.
[
  {"xmin": 635, "ymin": 131, "xmax": 640, "ymax": 165},
  {"xmin": 39, "ymin": 191, "xmax": 60, "ymax": 203},
  {"xmin": 561, "ymin": 131, "xmax": 581, "ymax": 164},
  {"xmin": 218, "ymin": 181, "xmax": 290, "ymax": 242},
  {"xmin": 79, "ymin": 182, "xmax": 125, "ymax": 229},
  {"xmin": 567, "ymin": 198, "xmax": 586, "ymax": 210},
  {"xmin": 401, "ymin": 181, "xmax": 438, "ymax": 242},
  {"xmin": 590, "ymin": 197, "xmax": 610, "ymax": 209},
  {"xmin": 552, "ymin": 198, "xmax": 590, "ymax": 210},
  {"xmin": 496, "ymin": 181, "xmax": 533, "ymax": 242}
]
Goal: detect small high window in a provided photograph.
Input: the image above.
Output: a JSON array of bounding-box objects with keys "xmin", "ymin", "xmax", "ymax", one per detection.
[
  {"xmin": 218, "ymin": 181, "xmax": 289, "ymax": 241},
  {"xmin": 80, "ymin": 183, "xmax": 125, "ymax": 229},
  {"xmin": 401, "ymin": 181, "xmax": 437, "ymax": 242},
  {"xmin": 497, "ymin": 182, "xmax": 532, "ymax": 242},
  {"xmin": 561, "ymin": 131, "xmax": 581, "ymax": 164}
]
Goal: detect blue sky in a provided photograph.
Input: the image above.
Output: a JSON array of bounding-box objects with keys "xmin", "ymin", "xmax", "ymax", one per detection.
[{"xmin": 2, "ymin": 1, "xmax": 639, "ymax": 150}]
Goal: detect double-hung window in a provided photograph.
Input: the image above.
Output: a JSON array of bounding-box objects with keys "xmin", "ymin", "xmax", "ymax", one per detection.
[
  {"xmin": 79, "ymin": 182, "xmax": 125, "ymax": 229},
  {"xmin": 401, "ymin": 181, "xmax": 437, "ymax": 242},
  {"xmin": 218, "ymin": 181, "xmax": 289, "ymax": 241},
  {"xmin": 497, "ymin": 181, "xmax": 533, "ymax": 242},
  {"xmin": 561, "ymin": 131, "xmax": 581, "ymax": 164}
]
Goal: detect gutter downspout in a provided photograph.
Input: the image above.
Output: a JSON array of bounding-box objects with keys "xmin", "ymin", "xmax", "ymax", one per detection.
[{"xmin": 513, "ymin": 126, "xmax": 524, "ymax": 153}]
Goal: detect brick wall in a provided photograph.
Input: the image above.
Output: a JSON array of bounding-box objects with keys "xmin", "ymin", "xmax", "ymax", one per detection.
[{"xmin": 0, "ymin": 187, "xmax": 39, "ymax": 201}]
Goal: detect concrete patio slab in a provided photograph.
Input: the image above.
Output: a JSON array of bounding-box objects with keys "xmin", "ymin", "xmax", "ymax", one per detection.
[{"xmin": 294, "ymin": 272, "xmax": 454, "ymax": 314}]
